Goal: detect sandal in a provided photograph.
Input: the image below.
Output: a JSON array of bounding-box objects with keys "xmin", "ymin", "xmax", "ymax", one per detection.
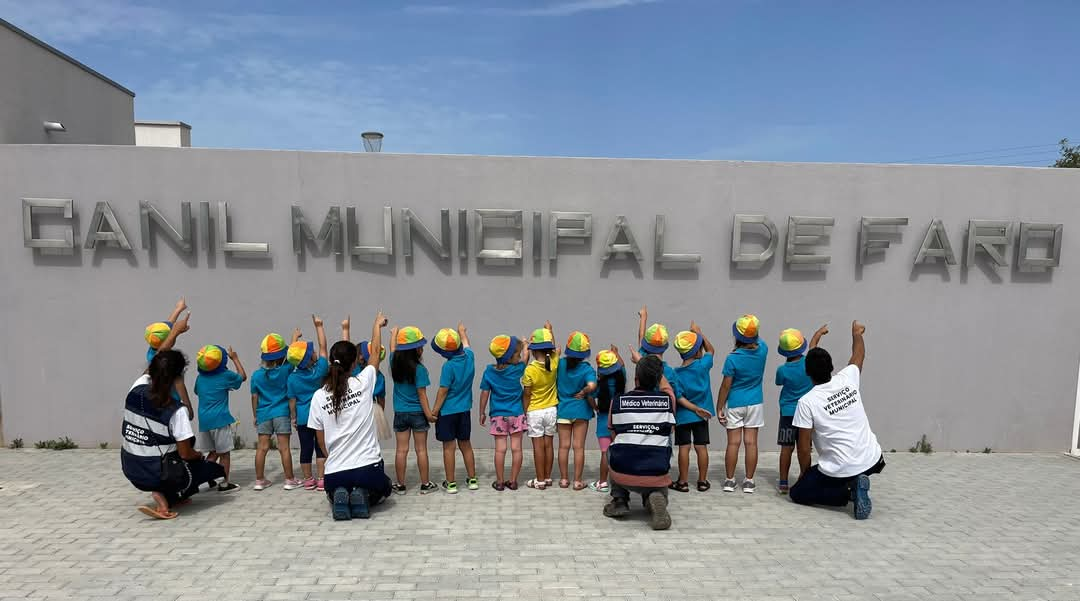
[
  {"xmin": 544, "ymin": 479, "xmax": 553, "ymax": 487},
  {"xmin": 492, "ymin": 481, "xmax": 506, "ymax": 491},
  {"xmin": 587, "ymin": 480, "xmax": 609, "ymax": 492},
  {"xmin": 506, "ymin": 480, "xmax": 518, "ymax": 491},
  {"xmin": 573, "ymin": 481, "xmax": 586, "ymax": 491},
  {"xmin": 526, "ymin": 478, "xmax": 547, "ymax": 490},
  {"xmin": 697, "ymin": 480, "xmax": 711, "ymax": 492},
  {"xmin": 138, "ymin": 506, "xmax": 178, "ymax": 520},
  {"xmin": 669, "ymin": 481, "xmax": 690, "ymax": 493},
  {"xmin": 559, "ymin": 479, "xmax": 570, "ymax": 489}
]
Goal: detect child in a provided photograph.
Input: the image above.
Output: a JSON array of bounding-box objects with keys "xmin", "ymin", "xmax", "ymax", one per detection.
[
  {"xmin": 194, "ymin": 344, "xmax": 246, "ymax": 492},
  {"xmin": 590, "ymin": 347, "xmax": 625, "ymax": 493},
  {"xmin": 286, "ymin": 315, "xmax": 329, "ymax": 491},
  {"xmin": 522, "ymin": 322, "xmax": 559, "ymax": 490},
  {"xmin": 774, "ymin": 324, "xmax": 828, "ymax": 493},
  {"xmin": 251, "ymin": 330, "xmax": 302, "ymax": 491},
  {"xmin": 431, "ymin": 323, "xmax": 478, "ymax": 494},
  {"xmin": 479, "ymin": 334, "xmax": 528, "ymax": 491},
  {"xmin": 672, "ymin": 322, "xmax": 716, "ymax": 492},
  {"xmin": 347, "ymin": 318, "xmax": 392, "ymax": 441},
  {"xmin": 144, "ymin": 296, "xmax": 194, "ymax": 419},
  {"xmin": 633, "ymin": 305, "xmax": 684, "ymax": 411},
  {"xmin": 389, "ymin": 325, "xmax": 437, "ymax": 495},
  {"xmin": 556, "ymin": 331, "xmax": 597, "ymax": 491},
  {"xmin": 716, "ymin": 314, "xmax": 769, "ymax": 494}
]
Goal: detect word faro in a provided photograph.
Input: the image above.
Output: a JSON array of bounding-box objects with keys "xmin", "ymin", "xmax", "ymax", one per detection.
[{"xmin": 20, "ymin": 199, "xmax": 1063, "ymax": 272}]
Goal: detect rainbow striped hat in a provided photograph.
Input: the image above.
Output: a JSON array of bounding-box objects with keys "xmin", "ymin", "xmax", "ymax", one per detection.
[
  {"xmin": 777, "ymin": 328, "xmax": 807, "ymax": 357},
  {"xmin": 733, "ymin": 314, "xmax": 760, "ymax": 344},
  {"xmin": 565, "ymin": 331, "xmax": 591, "ymax": 359},
  {"xmin": 674, "ymin": 331, "xmax": 704, "ymax": 360},
  {"xmin": 260, "ymin": 333, "xmax": 288, "ymax": 361},
  {"xmin": 432, "ymin": 328, "xmax": 464, "ymax": 358},
  {"xmin": 144, "ymin": 321, "xmax": 172, "ymax": 349},
  {"xmin": 358, "ymin": 340, "xmax": 386, "ymax": 364},
  {"xmin": 528, "ymin": 327, "xmax": 555, "ymax": 351},
  {"xmin": 596, "ymin": 349, "xmax": 621, "ymax": 376},
  {"xmin": 287, "ymin": 340, "xmax": 315, "ymax": 368},
  {"xmin": 196, "ymin": 344, "xmax": 228, "ymax": 375},
  {"xmin": 395, "ymin": 326, "xmax": 426, "ymax": 351},
  {"xmin": 489, "ymin": 334, "xmax": 519, "ymax": 364},
  {"xmin": 640, "ymin": 323, "xmax": 669, "ymax": 354}
]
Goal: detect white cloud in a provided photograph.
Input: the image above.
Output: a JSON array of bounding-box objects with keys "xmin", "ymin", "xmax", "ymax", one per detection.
[{"xmin": 406, "ymin": 0, "xmax": 660, "ymax": 17}]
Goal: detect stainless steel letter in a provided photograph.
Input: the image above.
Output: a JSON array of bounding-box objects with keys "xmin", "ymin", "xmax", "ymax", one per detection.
[
  {"xmin": 602, "ymin": 215, "xmax": 643, "ymax": 262},
  {"xmin": 731, "ymin": 214, "xmax": 778, "ymax": 265},
  {"xmin": 1016, "ymin": 222, "xmax": 1063, "ymax": 270},
  {"xmin": 22, "ymin": 198, "xmax": 74, "ymax": 254},
  {"xmin": 140, "ymin": 201, "xmax": 193, "ymax": 254},
  {"xmin": 785, "ymin": 216, "xmax": 834, "ymax": 265},
  {"xmin": 217, "ymin": 201, "xmax": 270, "ymax": 255},
  {"xmin": 458, "ymin": 209, "xmax": 469, "ymax": 259},
  {"xmin": 200, "ymin": 201, "xmax": 212, "ymax": 251},
  {"xmin": 532, "ymin": 211, "xmax": 543, "ymax": 262},
  {"xmin": 913, "ymin": 219, "xmax": 958, "ymax": 265},
  {"xmin": 347, "ymin": 206, "xmax": 393, "ymax": 258},
  {"xmin": 858, "ymin": 217, "xmax": 908, "ymax": 265},
  {"xmin": 291, "ymin": 206, "xmax": 343, "ymax": 256},
  {"xmin": 965, "ymin": 220, "xmax": 1011, "ymax": 267},
  {"xmin": 84, "ymin": 201, "xmax": 133, "ymax": 250},
  {"xmin": 654, "ymin": 215, "xmax": 701, "ymax": 266},
  {"xmin": 401, "ymin": 208, "xmax": 451, "ymax": 259},
  {"xmin": 475, "ymin": 209, "xmax": 524, "ymax": 261},
  {"xmin": 548, "ymin": 211, "xmax": 592, "ymax": 263}
]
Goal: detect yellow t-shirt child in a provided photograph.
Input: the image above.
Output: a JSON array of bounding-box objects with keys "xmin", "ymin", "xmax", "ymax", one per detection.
[{"xmin": 522, "ymin": 352, "xmax": 560, "ymax": 411}]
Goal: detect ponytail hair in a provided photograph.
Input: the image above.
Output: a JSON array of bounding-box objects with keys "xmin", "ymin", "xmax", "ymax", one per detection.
[
  {"xmin": 596, "ymin": 368, "xmax": 626, "ymax": 414},
  {"xmin": 324, "ymin": 341, "xmax": 358, "ymax": 417},
  {"xmin": 391, "ymin": 347, "xmax": 421, "ymax": 385},
  {"xmin": 147, "ymin": 350, "xmax": 187, "ymax": 409}
]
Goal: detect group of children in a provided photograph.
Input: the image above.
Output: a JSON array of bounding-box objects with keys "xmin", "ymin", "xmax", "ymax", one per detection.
[{"xmin": 143, "ymin": 298, "xmax": 831, "ymax": 498}]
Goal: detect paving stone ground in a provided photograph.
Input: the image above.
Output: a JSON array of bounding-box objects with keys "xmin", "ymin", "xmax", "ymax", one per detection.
[{"xmin": 0, "ymin": 449, "xmax": 1078, "ymax": 601}]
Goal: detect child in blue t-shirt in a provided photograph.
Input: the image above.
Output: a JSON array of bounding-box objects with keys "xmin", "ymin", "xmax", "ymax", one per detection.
[
  {"xmin": 389, "ymin": 325, "xmax": 437, "ymax": 495},
  {"xmin": 591, "ymin": 347, "xmax": 625, "ymax": 493},
  {"xmin": 479, "ymin": 334, "xmax": 528, "ymax": 491},
  {"xmin": 671, "ymin": 322, "xmax": 716, "ymax": 493},
  {"xmin": 774, "ymin": 324, "xmax": 828, "ymax": 494},
  {"xmin": 251, "ymin": 330, "xmax": 300, "ymax": 492},
  {"xmin": 286, "ymin": 314, "xmax": 329, "ymax": 491},
  {"xmin": 431, "ymin": 322, "xmax": 477, "ymax": 494},
  {"xmin": 556, "ymin": 331, "xmax": 598, "ymax": 491},
  {"xmin": 716, "ymin": 315, "xmax": 768, "ymax": 494},
  {"xmin": 194, "ymin": 344, "xmax": 246, "ymax": 492},
  {"xmin": 352, "ymin": 331, "xmax": 390, "ymax": 440},
  {"xmin": 143, "ymin": 297, "xmax": 193, "ymax": 419}
]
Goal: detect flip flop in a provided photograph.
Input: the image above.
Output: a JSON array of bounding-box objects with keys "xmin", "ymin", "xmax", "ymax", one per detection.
[
  {"xmin": 138, "ymin": 506, "xmax": 178, "ymax": 520},
  {"xmin": 559, "ymin": 479, "xmax": 570, "ymax": 489},
  {"xmin": 573, "ymin": 481, "xmax": 586, "ymax": 491}
]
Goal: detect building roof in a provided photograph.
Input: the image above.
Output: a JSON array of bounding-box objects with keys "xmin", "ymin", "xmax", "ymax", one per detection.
[
  {"xmin": 0, "ymin": 17, "xmax": 135, "ymax": 97},
  {"xmin": 135, "ymin": 121, "xmax": 192, "ymax": 129}
]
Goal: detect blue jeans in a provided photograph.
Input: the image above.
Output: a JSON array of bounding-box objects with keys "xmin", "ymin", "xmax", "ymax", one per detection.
[
  {"xmin": 790, "ymin": 455, "xmax": 885, "ymax": 507},
  {"xmin": 323, "ymin": 460, "xmax": 392, "ymax": 506}
]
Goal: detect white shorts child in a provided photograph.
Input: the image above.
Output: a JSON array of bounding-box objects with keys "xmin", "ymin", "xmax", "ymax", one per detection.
[
  {"xmin": 526, "ymin": 406, "xmax": 558, "ymax": 438},
  {"xmin": 725, "ymin": 404, "xmax": 765, "ymax": 429}
]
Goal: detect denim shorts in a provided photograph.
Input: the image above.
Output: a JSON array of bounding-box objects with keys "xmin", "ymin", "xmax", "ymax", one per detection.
[
  {"xmin": 256, "ymin": 416, "xmax": 291, "ymax": 436},
  {"xmin": 393, "ymin": 411, "xmax": 430, "ymax": 432}
]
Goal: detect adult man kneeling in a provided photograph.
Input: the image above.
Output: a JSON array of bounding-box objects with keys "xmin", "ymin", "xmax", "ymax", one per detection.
[{"xmin": 791, "ymin": 320, "xmax": 884, "ymax": 520}]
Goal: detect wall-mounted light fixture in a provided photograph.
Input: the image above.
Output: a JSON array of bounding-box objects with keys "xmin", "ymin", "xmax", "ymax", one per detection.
[{"xmin": 43, "ymin": 121, "xmax": 66, "ymax": 133}]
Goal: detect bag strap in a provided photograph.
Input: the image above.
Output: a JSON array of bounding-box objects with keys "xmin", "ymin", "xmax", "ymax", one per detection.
[{"xmin": 138, "ymin": 391, "xmax": 166, "ymax": 458}]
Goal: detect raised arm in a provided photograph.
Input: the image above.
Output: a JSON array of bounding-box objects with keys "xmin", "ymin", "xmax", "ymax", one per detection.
[
  {"xmin": 389, "ymin": 326, "xmax": 399, "ymax": 353},
  {"xmin": 228, "ymin": 346, "xmax": 247, "ymax": 382},
  {"xmin": 458, "ymin": 321, "xmax": 470, "ymax": 349},
  {"xmin": 370, "ymin": 312, "xmax": 387, "ymax": 370},
  {"xmin": 167, "ymin": 296, "xmax": 187, "ymax": 324},
  {"xmin": 637, "ymin": 305, "xmax": 647, "ymax": 344},
  {"xmin": 157, "ymin": 312, "xmax": 190, "ymax": 353},
  {"xmin": 691, "ymin": 321, "xmax": 714, "ymax": 354},
  {"xmin": 810, "ymin": 324, "xmax": 829, "ymax": 349},
  {"xmin": 313, "ymin": 314, "xmax": 328, "ymax": 359},
  {"xmin": 341, "ymin": 315, "xmax": 351, "ymax": 343},
  {"xmin": 848, "ymin": 321, "xmax": 865, "ymax": 371},
  {"xmin": 291, "ymin": 328, "xmax": 302, "ymax": 344}
]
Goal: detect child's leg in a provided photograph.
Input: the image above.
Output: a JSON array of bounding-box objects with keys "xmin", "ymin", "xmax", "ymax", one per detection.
[
  {"xmin": 494, "ymin": 435, "xmax": 508, "ymax": 483},
  {"xmin": 743, "ymin": 427, "xmax": 759, "ymax": 480},
  {"xmin": 543, "ymin": 435, "xmax": 555, "ymax": 482},
  {"xmin": 276, "ymin": 433, "xmax": 295, "ymax": 480},
  {"xmin": 298, "ymin": 426, "xmax": 314, "ymax": 480},
  {"xmin": 571, "ymin": 420, "xmax": 588, "ymax": 484},
  {"xmin": 442, "ymin": 439, "xmax": 458, "ymax": 483},
  {"xmin": 779, "ymin": 445, "xmax": 794, "ymax": 483},
  {"xmin": 219, "ymin": 451, "xmax": 231, "ymax": 482},
  {"xmin": 694, "ymin": 445, "xmax": 710, "ymax": 482},
  {"xmin": 530, "ymin": 436, "xmax": 544, "ymax": 481},
  {"xmin": 394, "ymin": 430, "xmax": 411, "ymax": 484},
  {"xmin": 414, "ymin": 430, "xmax": 431, "ymax": 484},
  {"xmin": 677, "ymin": 445, "xmax": 691, "ymax": 483},
  {"xmin": 459, "ymin": 439, "xmax": 476, "ymax": 480},
  {"xmin": 725, "ymin": 427, "xmax": 743, "ymax": 480},
  {"xmin": 599, "ymin": 450, "xmax": 609, "ymax": 484},
  {"xmin": 255, "ymin": 434, "xmax": 271, "ymax": 480},
  {"xmin": 316, "ymin": 457, "xmax": 326, "ymax": 481},
  {"xmin": 207, "ymin": 451, "xmax": 219, "ymax": 464},
  {"xmin": 557, "ymin": 422, "xmax": 573, "ymax": 483},
  {"xmin": 509, "ymin": 432, "xmax": 524, "ymax": 482}
]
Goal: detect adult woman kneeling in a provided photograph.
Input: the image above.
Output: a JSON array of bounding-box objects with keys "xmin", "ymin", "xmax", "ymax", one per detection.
[
  {"xmin": 309, "ymin": 312, "xmax": 393, "ymax": 520},
  {"xmin": 122, "ymin": 350, "xmax": 226, "ymax": 519}
]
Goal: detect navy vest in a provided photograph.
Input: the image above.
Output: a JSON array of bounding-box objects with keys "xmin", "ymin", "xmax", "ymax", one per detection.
[
  {"xmin": 608, "ymin": 389, "xmax": 675, "ymax": 477},
  {"xmin": 120, "ymin": 378, "xmax": 179, "ymax": 488}
]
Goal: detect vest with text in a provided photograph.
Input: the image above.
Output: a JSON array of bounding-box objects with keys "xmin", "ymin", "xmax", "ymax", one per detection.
[
  {"xmin": 608, "ymin": 389, "xmax": 675, "ymax": 484},
  {"xmin": 120, "ymin": 380, "xmax": 179, "ymax": 488}
]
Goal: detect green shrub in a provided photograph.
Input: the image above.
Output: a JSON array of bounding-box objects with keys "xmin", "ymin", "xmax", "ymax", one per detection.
[
  {"xmin": 233, "ymin": 433, "xmax": 245, "ymax": 451},
  {"xmin": 99, "ymin": 442, "xmax": 108, "ymax": 449},
  {"xmin": 34, "ymin": 437, "xmax": 79, "ymax": 450},
  {"xmin": 8, "ymin": 438, "xmax": 24, "ymax": 449},
  {"xmin": 908, "ymin": 434, "xmax": 933, "ymax": 454}
]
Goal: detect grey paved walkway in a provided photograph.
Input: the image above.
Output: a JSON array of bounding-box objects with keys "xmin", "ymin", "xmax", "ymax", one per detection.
[{"xmin": 0, "ymin": 449, "xmax": 1078, "ymax": 600}]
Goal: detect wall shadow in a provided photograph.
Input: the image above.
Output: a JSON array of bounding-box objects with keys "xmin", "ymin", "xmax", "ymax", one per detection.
[
  {"xmin": 727, "ymin": 257, "xmax": 775, "ymax": 281},
  {"xmin": 404, "ymin": 241, "xmax": 452, "ymax": 276},
  {"xmin": 30, "ymin": 212, "xmax": 84, "ymax": 267},
  {"xmin": 349, "ymin": 254, "xmax": 397, "ymax": 277},
  {"xmin": 91, "ymin": 245, "xmax": 138, "ymax": 267},
  {"xmin": 781, "ymin": 262, "xmax": 827, "ymax": 282},
  {"xmin": 909, "ymin": 262, "xmax": 952, "ymax": 282},
  {"xmin": 600, "ymin": 257, "xmax": 644, "ymax": 279},
  {"xmin": 549, "ymin": 238, "xmax": 593, "ymax": 278},
  {"xmin": 477, "ymin": 259, "xmax": 524, "ymax": 277},
  {"xmin": 653, "ymin": 263, "xmax": 700, "ymax": 281}
]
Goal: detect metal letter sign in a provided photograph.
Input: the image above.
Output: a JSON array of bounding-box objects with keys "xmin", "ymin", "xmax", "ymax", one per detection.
[
  {"xmin": 140, "ymin": 201, "xmax": 193, "ymax": 254},
  {"xmin": 1016, "ymin": 222, "xmax": 1063, "ymax": 270},
  {"xmin": 217, "ymin": 201, "xmax": 270, "ymax": 255},
  {"xmin": 347, "ymin": 206, "xmax": 393, "ymax": 259},
  {"xmin": 602, "ymin": 215, "xmax": 643, "ymax": 262},
  {"xmin": 22, "ymin": 198, "xmax": 74, "ymax": 254},
  {"xmin": 401, "ymin": 208, "xmax": 450, "ymax": 259},
  {"xmin": 548, "ymin": 212, "xmax": 592, "ymax": 263},
  {"xmin": 965, "ymin": 220, "xmax": 1011, "ymax": 267},
  {"xmin": 785, "ymin": 216, "xmax": 834, "ymax": 265},
  {"xmin": 914, "ymin": 219, "xmax": 957, "ymax": 265},
  {"xmin": 858, "ymin": 217, "xmax": 909, "ymax": 265},
  {"xmin": 84, "ymin": 201, "xmax": 133, "ymax": 250},
  {"xmin": 654, "ymin": 215, "xmax": 701, "ymax": 267},
  {"xmin": 475, "ymin": 209, "xmax": 524, "ymax": 261},
  {"xmin": 291, "ymin": 206, "xmax": 343, "ymax": 256},
  {"xmin": 731, "ymin": 214, "xmax": 778, "ymax": 266}
]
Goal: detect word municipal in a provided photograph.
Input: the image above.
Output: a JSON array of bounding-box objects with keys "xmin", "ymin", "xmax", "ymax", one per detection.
[{"xmin": 20, "ymin": 199, "xmax": 1063, "ymax": 272}]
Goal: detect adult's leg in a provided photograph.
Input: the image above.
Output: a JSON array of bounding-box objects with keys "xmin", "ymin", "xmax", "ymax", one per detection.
[
  {"xmin": 276, "ymin": 433, "xmax": 295, "ymax": 480},
  {"xmin": 725, "ymin": 427, "xmax": 743, "ymax": 480},
  {"xmin": 604, "ymin": 481, "xmax": 631, "ymax": 517},
  {"xmin": 177, "ymin": 458, "xmax": 226, "ymax": 502},
  {"xmin": 493, "ymin": 435, "xmax": 508, "ymax": 483},
  {"xmin": 572, "ymin": 420, "xmax": 588, "ymax": 485},
  {"xmin": 509, "ymin": 432, "xmax": 524, "ymax": 482},
  {"xmin": 394, "ymin": 430, "xmax": 410, "ymax": 484},
  {"xmin": 442, "ymin": 439, "xmax": 458, "ymax": 483},
  {"xmin": 789, "ymin": 465, "xmax": 851, "ymax": 507},
  {"xmin": 255, "ymin": 434, "xmax": 270, "ymax": 480},
  {"xmin": 459, "ymin": 439, "xmax": 477, "ymax": 480},
  {"xmin": 743, "ymin": 427, "xmax": 759, "ymax": 480},
  {"xmin": 557, "ymin": 422, "xmax": 572, "ymax": 484},
  {"xmin": 414, "ymin": 430, "xmax": 430, "ymax": 484}
]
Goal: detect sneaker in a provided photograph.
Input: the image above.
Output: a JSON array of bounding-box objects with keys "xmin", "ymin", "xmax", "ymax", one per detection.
[
  {"xmin": 603, "ymin": 498, "xmax": 630, "ymax": 518},
  {"xmin": 742, "ymin": 479, "xmax": 756, "ymax": 494},
  {"xmin": 392, "ymin": 483, "xmax": 407, "ymax": 495},
  {"xmin": 646, "ymin": 493, "xmax": 672, "ymax": 530},
  {"xmin": 316, "ymin": 479, "xmax": 325, "ymax": 492},
  {"xmin": 721, "ymin": 479, "xmax": 737, "ymax": 492},
  {"xmin": 302, "ymin": 478, "xmax": 317, "ymax": 490},
  {"xmin": 419, "ymin": 481, "xmax": 438, "ymax": 495},
  {"xmin": 442, "ymin": 480, "xmax": 458, "ymax": 494},
  {"xmin": 253, "ymin": 479, "xmax": 272, "ymax": 491},
  {"xmin": 777, "ymin": 480, "xmax": 789, "ymax": 495},
  {"xmin": 466, "ymin": 477, "xmax": 479, "ymax": 491},
  {"xmin": 283, "ymin": 479, "xmax": 304, "ymax": 491},
  {"xmin": 331, "ymin": 487, "xmax": 351, "ymax": 521},
  {"xmin": 217, "ymin": 482, "xmax": 240, "ymax": 493},
  {"xmin": 852, "ymin": 475, "xmax": 872, "ymax": 520},
  {"xmin": 349, "ymin": 488, "xmax": 370, "ymax": 519}
]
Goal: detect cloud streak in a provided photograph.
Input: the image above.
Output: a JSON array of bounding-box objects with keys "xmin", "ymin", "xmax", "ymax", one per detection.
[{"xmin": 406, "ymin": 0, "xmax": 660, "ymax": 17}]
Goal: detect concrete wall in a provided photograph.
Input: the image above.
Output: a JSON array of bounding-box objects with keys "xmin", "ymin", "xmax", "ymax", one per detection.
[
  {"xmin": 0, "ymin": 21, "xmax": 135, "ymax": 145},
  {"xmin": 135, "ymin": 122, "xmax": 191, "ymax": 148},
  {"xmin": 2, "ymin": 145, "xmax": 1078, "ymax": 452}
]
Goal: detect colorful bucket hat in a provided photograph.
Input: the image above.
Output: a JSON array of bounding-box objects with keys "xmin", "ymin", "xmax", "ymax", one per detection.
[
  {"xmin": 196, "ymin": 344, "xmax": 228, "ymax": 375},
  {"xmin": 287, "ymin": 340, "xmax": 315, "ymax": 368},
  {"xmin": 733, "ymin": 314, "xmax": 760, "ymax": 344},
  {"xmin": 528, "ymin": 328, "xmax": 555, "ymax": 351},
  {"xmin": 489, "ymin": 334, "xmax": 519, "ymax": 364},
  {"xmin": 144, "ymin": 321, "xmax": 172, "ymax": 349},
  {"xmin": 260, "ymin": 333, "xmax": 288, "ymax": 361},
  {"xmin": 358, "ymin": 340, "xmax": 386, "ymax": 364},
  {"xmin": 565, "ymin": 331, "xmax": 591, "ymax": 359},
  {"xmin": 777, "ymin": 328, "xmax": 807, "ymax": 357},
  {"xmin": 640, "ymin": 323, "xmax": 669, "ymax": 354},
  {"xmin": 432, "ymin": 328, "xmax": 464, "ymax": 358},
  {"xmin": 395, "ymin": 326, "xmax": 426, "ymax": 351},
  {"xmin": 673, "ymin": 331, "xmax": 704, "ymax": 360},
  {"xmin": 597, "ymin": 349, "xmax": 621, "ymax": 376}
]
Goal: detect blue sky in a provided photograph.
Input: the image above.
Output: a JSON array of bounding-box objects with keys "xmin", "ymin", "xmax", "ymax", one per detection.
[{"xmin": 4, "ymin": 0, "xmax": 1078, "ymax": 164}]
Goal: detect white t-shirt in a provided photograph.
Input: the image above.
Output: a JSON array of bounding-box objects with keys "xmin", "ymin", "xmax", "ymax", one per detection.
[
  {"xmin": 131, "ymin": 374, "xmax": 194, "ymax": 443},
  {"xmin": 307, "ymin": 365, "xmax": 382, "ymax": 475},
  {"xmin": 793, "ymin": 364, "xmax": 881, "ymax": 478}
]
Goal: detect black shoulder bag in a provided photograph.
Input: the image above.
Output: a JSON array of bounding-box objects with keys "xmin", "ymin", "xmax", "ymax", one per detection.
[{"xmin": 140, "ymin": 394, "xmax": 192, "ymax": 495}]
